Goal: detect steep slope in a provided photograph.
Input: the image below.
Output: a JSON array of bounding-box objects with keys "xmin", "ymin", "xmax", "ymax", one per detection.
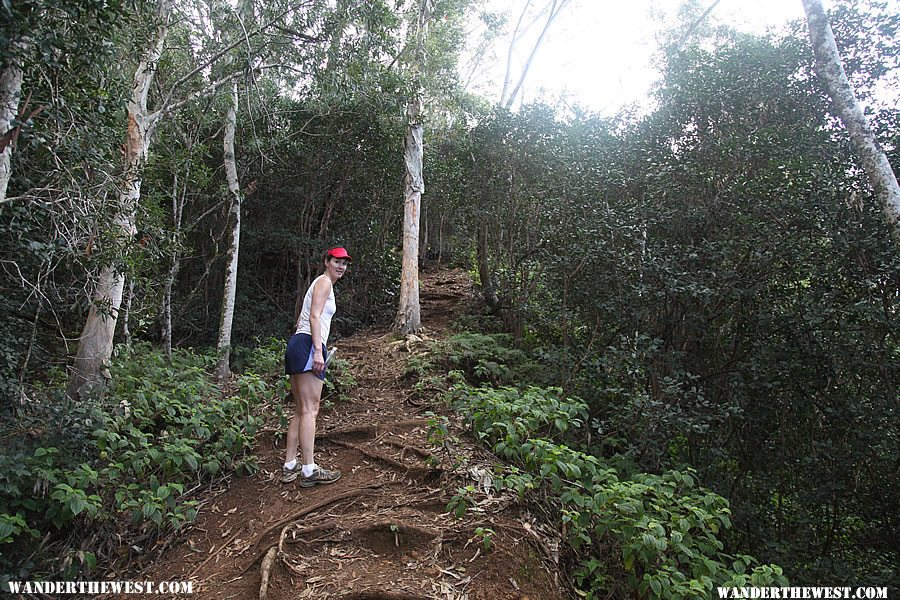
[{"xmin": 140, "ymin": 268, "xmax": 564, "ymax": 600}]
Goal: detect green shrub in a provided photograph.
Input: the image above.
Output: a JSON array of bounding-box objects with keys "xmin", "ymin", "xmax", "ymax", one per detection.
[
  {"xmin": 448, "ymin": 383, "xmax": 588, "ymax": 451},
  {"xmin": 0, "ymin": 343, "xmax": 264, "ymax": 583},
  {"xmin": 323, "ymin": 355, "xmax": 356, "ymax": 404},
  {"xmin": 410, "ymin": 332, "xmax": 530, "ymax": 385},
  {"xmin": 448, "ymin": 381, "xmax": 788, "ymax": 599},
  {"xmin": 233, "ymin": 337, "xmax": 285, "ymax": 376}
]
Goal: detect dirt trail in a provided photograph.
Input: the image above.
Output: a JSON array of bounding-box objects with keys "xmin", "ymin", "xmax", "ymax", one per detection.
[{"xmin": 139, "ymin": 268, "xmax": 563, "ymax": 600}]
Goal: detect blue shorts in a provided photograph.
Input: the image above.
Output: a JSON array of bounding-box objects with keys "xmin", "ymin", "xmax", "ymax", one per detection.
[{"xmin": 285, "ymin": 333, "xmax": 327, "ymax": 380}]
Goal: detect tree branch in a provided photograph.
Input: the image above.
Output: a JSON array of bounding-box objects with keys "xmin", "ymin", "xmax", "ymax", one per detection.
[
  {"xmin": 155, "ymin": 0, "xmax": 315, "ymax": 118},
  {"xmin": 675, "ymin": 0, "xmax": 722, "ymax": 52},
  {"xmin": 503, "ymin": 0, "xmax": 572, "ymax": 111},
  {"xmin": 150, "ymin": 70, "xmax": 244, "ymax": 127}
]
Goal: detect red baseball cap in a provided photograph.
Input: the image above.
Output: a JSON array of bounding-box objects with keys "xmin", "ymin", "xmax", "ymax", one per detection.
[{"xmin": 327, "ymin": 247, "xmax": 352, "ymax": 261}]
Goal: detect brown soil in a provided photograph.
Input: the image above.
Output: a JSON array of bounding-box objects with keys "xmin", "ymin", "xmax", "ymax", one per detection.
[{"xmin": 132, "ymin": 268, "xmax": 564, "ymax": 600}]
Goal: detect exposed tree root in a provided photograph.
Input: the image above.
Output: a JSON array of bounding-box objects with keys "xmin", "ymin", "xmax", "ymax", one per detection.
[
  {"xmin": 280, "ymin": 523, "xmax": 338, "ymax": 545},
  {"xmin": 258, "ymin": 546, "xmax": 277, "ymax": 600},
  {"xmin": 329, "ymin": 438, "xmax": 434, "ymax": 474},
  {"xmin": 319, "ymin": 419, "xmax": 430, "ymax": 443},
  {"xmin": 358, "ymin": 520, "xmax": 440, "ymax": 540},
  {"xmin": 235, "ymin": 522, "xmax": 335, "ymax": 579},
  {"xmin": 319, "ymin": 424, "xmax": 379, "ymax": 441},
  {"xmin": 381, "ymin": 439, "xmax": 432, "ymax": 460},
  {"xmin": 251, "ymin": 484, "xmax": 382, "ymax": 551}
]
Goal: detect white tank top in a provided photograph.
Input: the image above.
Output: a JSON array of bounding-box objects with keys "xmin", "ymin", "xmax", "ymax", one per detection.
[{"xmin": 295, "ymin": 274, "xmax": 336, "ymax": 344}]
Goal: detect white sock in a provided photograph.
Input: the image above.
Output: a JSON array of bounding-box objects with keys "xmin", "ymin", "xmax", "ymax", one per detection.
[
  {"xmin": 301, "ymin": 463, "xmax": 316, "ymax": 477},
  {"xmin": 284, "ymin": 458, "xmax": 297, "ymax": 470}
]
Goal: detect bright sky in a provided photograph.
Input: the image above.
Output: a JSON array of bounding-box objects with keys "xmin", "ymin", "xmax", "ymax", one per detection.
[{"xmin": 464, "ymin": 0, "xmax": 894, "ymax": 115}]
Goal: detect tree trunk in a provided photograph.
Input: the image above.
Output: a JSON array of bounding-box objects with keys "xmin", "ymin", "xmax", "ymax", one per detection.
[
  {"xmin": 215, "ymin": 83, "xmax": 242, "ymax": 380},
  {"xmin": 122, "ymin": 279, "xmax": 135, "ymax": 345},
  {"xmin": 438, "ymin": 213, "xmax": 444, "ymax": 263},
  {"xmin": 161, "ymin": 172, "xmax": 183, "ymax": 359},
  {"xmin": 395, "ymin": 0, "xmax": 432, "ymax": 334},
  {"xmin": 477, "ymin": 221, "xmax": 500, "ymax": 312},
  {"xmin": 395, "ymin": 96, "xmax": 424, "ymax": 333},
  {"xmin": 420, "ymin": 205, "xmax": 428, "ymax": 263},
  {"xmin": 802, "ymin": 0, "xmax": 900, "ymax": 242},
  {"xmin": 161, "ymin": 263, "xmax": 175, "ymax": 358},
  {"xmin": 68, "ymin": 0, "xmax": 171, "ymax": 399},
  {"xmin": 0, "ymin": 39, "xmax": 26, "ymax": 205}
]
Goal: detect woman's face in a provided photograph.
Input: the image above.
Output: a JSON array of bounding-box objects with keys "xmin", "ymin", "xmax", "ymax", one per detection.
[{"xmin": 326, "ymin": 257, "xmax": 350, "ymax": 279}]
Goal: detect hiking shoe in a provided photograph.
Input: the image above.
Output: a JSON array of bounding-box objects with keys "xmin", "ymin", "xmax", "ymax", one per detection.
[
  {"xmin": 299, "ymin": 466, "xmax": 341, "ymax": 488},
  {"xmin": 281, "ymin": 463, "xmax": 302, "ymax": 483}
]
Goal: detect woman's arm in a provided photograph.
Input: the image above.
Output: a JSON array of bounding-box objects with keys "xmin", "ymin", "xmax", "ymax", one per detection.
[{"xmin": 307, "ymin": 277, "xmax": 333, "ymax": 375}]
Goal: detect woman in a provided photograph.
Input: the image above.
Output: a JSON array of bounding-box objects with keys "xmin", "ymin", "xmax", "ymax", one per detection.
[{"xmin": 282, "ymin": 247, "xmax": 351, "ymax": 486}]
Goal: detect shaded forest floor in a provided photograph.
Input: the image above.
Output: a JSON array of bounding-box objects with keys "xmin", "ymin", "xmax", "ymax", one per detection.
[{"xmin": 132, "ymin": 268, "xmax": 564, "ymax": 599}]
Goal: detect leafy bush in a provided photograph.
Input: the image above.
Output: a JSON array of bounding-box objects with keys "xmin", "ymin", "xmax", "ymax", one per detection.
[
  {"xmin": 448, "ymin": 383, "xmax": 588, "ymax": 451},
  {"xmin": 448, "ymin": 381, "xmax": 788, "ymax": 599},
  {"xmin": 0, "ymin": 343, "xmax": 265, "ymax": 584},
  {"xmin": 408, "ymin": 332, "xmax": 529, "ymax": 385},
  {"xmin": 233, "ymin": 337, "xmax": 286, "ymax": 376},
  {"xmin": 323, "ymin": 355, "xmax": 356, "ymax": 405}
]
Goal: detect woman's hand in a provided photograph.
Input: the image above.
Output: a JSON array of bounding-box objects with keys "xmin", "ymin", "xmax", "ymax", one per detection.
[{"xmin": 312, "ymin": 349, "xmax": 325, "ymax": 376}]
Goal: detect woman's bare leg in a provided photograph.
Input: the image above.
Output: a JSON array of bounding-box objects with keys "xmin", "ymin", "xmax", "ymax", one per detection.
[
  {"xmin": 284, "ymin": 374, "xmax": 305, "ymax": 464},
  {"xmin": 297, "ymin": 372, "xmax": 324, "ymax": 466}
]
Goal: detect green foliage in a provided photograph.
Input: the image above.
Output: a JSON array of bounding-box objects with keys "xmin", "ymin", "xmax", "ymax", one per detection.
[
  {"xmin": 448, "ymin": 383, "xmax": 587, "ymax": 452},
  {"xmin": 323, "ymin": 355, "xmax": 357, "ymax": 405},
  {"xmin": 0, "ymin": 343, "xmax": 263, "ymax": 581},
  {"xmin": 425, "ymin": 411, "xmax": 452, "ymax": 447},
  {"xmin": 472, "ymin": 526, "xmax": 495, "ymax": 551},
  {"xmin": 414, "ymin": 332, "xmax": 529, "ymax": 385},
  {"xmin": 0, "ymin": 512, "xmax": 36, "ymax": 545},
  {"xmin": 422, "ymin": 6, "xmax": 899, "ymax": 587},
  {"xmin": 448, "ymin": 380, "xmax": 788, "ymax": 599},
  {"xmin": 424, "ymin": 411, "xmax": 462, "ymax": 468},
  {"xmin": 446, "ymin": 485, "xmax": 477, "ymax": 519},
  {"xmin": 1, "ymin": 0, "xmax": 128, "ymax": 69},
  {"xmin": 233, "ymin": 337, "xmax": 286, "ymax": 377}
]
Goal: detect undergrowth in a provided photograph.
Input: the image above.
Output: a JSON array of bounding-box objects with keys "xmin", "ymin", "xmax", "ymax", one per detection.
[
  {"xmin": 418, "ymin": 330, "xmax": 788, "ymax": 599},
  {"xmin": 0, "ymin": 342, "xmax": 268, "ymax": 587}
]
